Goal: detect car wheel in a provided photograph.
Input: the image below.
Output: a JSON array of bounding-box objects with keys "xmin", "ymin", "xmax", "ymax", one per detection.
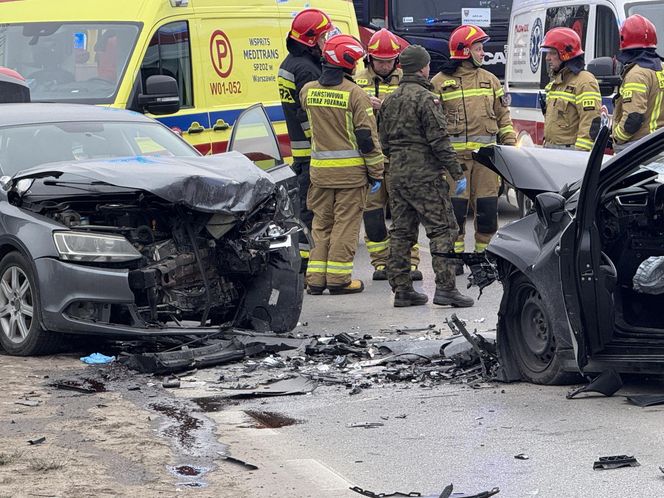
[
  {"xmin": 0, "ymin": 252, "xmax": 60, "ymax": 356},
  {"xmin": 517, "ymin": 191, "xmax": 532, "ymax": 218},
  {"xmin": 504, "ymin": 273, "xmax": 578, "ymax": 384}
]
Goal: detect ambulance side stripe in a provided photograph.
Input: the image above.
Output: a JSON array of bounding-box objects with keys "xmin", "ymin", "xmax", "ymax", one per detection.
[{"xmin": 508, "ymin": 91, "xmax": 614, "ymax": 113}]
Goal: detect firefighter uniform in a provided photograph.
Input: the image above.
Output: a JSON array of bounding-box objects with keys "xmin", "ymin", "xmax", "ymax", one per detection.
[
  {"xmin": 356, "ymin": 65, "xmax": 421, "ymax": 274},
  {"xmin": 544, "ymin": 69, "xmax": 602, "ymax": 151},
  {"xmin": 613, "ymin": 64, "xmax": 664, "ymax": 151},
  {"xmin": 300, "ymin": 36, "xmax": 384, "ymax": 294},
  {"xmin": 277, "ymin": 9, "xmax": 332, "ymax": 265},
  {"xmin": 431, "ymin": 61, "xmax": 516, "ymax": 253},
  {"xmin": 613, "ymin": 14, "xmax": 664, "ymax": 152}
]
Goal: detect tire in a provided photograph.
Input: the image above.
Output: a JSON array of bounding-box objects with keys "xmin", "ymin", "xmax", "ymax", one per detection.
[
  {"xmin": 504, "ymin": 272, "xmax": 579, "ymax": 385},
  {"xmin": 0, "ymin": 252, "xmax": 61, "ymax": 356}
]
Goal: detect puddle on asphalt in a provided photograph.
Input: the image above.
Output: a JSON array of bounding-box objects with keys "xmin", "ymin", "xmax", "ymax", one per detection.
[
  {"xmin": 244, "ymin": 410, "xmax": 301, "ymax": 428},
  {"xmin": 169, "ymin": 464, "xmax": 209, "ymax": 488},
  {"xmin": 150, "ymin": 403, "xmax": 202, "ymax": 448},
  {"xmin": 191, "ymin": 396, "xmax": 231, "ymax": 413},
  {"xmin": 174, "ymin": 465, "xmax": 203, "ymax": 476}
]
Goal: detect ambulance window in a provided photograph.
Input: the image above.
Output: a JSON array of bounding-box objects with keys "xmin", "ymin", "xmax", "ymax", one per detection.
[
  {"xmin": 595, "ymin": 6, "xmax": 619, "ymax": 58},
  {"xmin": 541, "ymin": 5, "xmax": 590, "ymax": 88},
  {"xmin": 544, "ymin": 5, "xmax": 589, "ymax": 45},
  {"xmin": 140, "ymin": 22, "xmax": 193, "ymax": 108}
]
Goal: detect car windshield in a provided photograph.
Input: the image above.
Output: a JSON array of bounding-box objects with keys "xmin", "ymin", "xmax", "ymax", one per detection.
[
  {"xmin": 0, "ymin": 121, "xmax": 199, "ymax": 176},
  {"xmin": 392, "ymin": 0, "xmax": 511, "ymax": 30},
  {"xmin": 625, "ymin": 3, "xmax": 664, "ymax": 54},
  {"xmin": 0, "ymin": 22, "xmax": 139, "ymax": 104}
]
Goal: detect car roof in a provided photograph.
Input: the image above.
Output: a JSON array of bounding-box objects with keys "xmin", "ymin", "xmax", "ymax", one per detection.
[{"xmin": 0, "ymin": 103, "xmax": 156, "ymax": 127}]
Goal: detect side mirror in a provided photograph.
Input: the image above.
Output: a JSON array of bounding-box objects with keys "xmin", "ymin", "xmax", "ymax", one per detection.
[
  {"xmin": 138, "ymin": 75, "xmax": 180, "ymax": 116},
  {"xmin": 535, "ymin": 192, "xmax": 566, "ymax": 228},
  {"xmin": 587, "ymin": 57, "xmax": 621, "ymax": 97}
]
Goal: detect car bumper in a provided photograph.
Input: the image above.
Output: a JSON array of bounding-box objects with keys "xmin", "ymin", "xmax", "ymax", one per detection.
[{"xmin": 35, "ymin": 258, "xmax": 222, "ymax": 336}]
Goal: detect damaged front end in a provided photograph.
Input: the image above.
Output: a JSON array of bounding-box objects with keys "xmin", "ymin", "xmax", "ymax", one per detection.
[{"xmin": 10, "ymin": 154, "xmax": 305, "ymax": 336}]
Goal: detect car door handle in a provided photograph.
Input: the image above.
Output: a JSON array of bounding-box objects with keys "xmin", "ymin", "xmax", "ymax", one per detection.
[
  {"xmin": 187, "ymin": 122, "xmax": 205, "ymax": 134},
  {"xmin": 213, "ymin": 119, "xmax": 230, "ymax": 131}
]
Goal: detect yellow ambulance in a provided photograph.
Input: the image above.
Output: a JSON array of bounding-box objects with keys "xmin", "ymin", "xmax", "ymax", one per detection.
[{"xmin": 0, "ymin": 0, "xmax": 360, "ymax": 158}]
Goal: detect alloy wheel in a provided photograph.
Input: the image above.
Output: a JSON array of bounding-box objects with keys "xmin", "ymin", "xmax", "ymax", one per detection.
[{"xmin": 0, "ymin": 266, "xmax": 33, "ymax": 344}]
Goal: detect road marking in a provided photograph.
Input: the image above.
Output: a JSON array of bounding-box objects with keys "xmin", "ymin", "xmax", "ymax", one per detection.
[{"xmin": 284, "ymin": 458, "xmax": 355, "ymax": 494}]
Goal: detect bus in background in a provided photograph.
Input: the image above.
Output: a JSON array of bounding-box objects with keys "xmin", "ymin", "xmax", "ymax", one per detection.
[
  {"xmin": 352, "ymin": 0, "xmax": 513, "ymax": 79},
  {"xmin": 506, "ymin": 0, "xmax": 664, "ymax": 148}
]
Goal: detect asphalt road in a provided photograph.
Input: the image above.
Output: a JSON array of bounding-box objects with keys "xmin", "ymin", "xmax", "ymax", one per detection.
[{"xmin": 198, "ymin": 201, "xmax": 664, "ymax": 498}]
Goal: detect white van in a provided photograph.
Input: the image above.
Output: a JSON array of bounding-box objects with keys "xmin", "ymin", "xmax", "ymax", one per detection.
[{"xmin": 506, "ymin": 0, "xmax": 664, "ymax": 147}]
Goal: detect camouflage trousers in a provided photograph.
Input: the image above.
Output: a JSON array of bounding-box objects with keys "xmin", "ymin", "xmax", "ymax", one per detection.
[{"xmin": 386, "ymin": 175, "xmax": 459, "ymax": 291}]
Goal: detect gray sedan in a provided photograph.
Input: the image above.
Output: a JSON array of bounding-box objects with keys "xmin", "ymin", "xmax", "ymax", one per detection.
[{"xmin": 0, "ymin": 103, "xmax": 302, "ymax": 355}]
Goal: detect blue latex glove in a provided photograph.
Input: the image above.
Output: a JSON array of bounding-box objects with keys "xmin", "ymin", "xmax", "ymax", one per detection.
[
  {"xmin": 80, "ymin": 353, "xmax": 116, "ymax": 365},
  {"xmin": 455, "ymin": 177, "xmax": 467, "ymax": 196},
  {"xmin": 369, "ymin": 179, "xmax": 382, "ymax": 194}
]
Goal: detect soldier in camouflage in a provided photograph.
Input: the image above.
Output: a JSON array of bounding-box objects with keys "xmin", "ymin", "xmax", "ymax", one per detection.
[{"xmin": 378, "ymin": 45, "xmax": 474, "ymax": 308}]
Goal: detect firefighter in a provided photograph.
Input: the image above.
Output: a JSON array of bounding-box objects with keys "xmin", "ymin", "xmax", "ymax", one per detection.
[
  {"xmin": 300, "ymin": 34, "xmax": 384, "ymax": 295},
  {"xmin": 278, "ymin": 9, "xmax": 333, "ymax": 271},
  {"xmin": 431, "ymin": 24, "xmax": 516, "ymax": 265},
  {"xmin": 541, "ymin": 27, "xmax": 602, "ymax": 151},
  {"xmin": 379, "ymin": 45, "xmax": 473, "ymax": 308},
  {"xmin": 355, "ymin": 29, "xmax": 422, "ymax": 282},
  {"xmin": 613, "ymin": 14, "xmax": 664, "ymax": 153}
]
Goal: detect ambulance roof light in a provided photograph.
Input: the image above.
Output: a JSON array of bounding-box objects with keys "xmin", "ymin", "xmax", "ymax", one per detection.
[{"xmin": 169, "ymin": 0, "xmax": 189, "ymax": 7}]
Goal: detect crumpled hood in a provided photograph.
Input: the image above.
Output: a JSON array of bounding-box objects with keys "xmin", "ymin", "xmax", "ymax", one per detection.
[
  {"xmin": 474, "ymin": 145, "xmax": 596, "ymax": 200},
  {"xmin": 11, "ymin": 151, "xmax": 277, "ymax": 214}
]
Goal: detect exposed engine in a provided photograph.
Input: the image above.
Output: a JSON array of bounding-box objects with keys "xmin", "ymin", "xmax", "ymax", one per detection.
[{"xmin": 35, "ymin": 187, "xmax": 299, "ymax": 327}]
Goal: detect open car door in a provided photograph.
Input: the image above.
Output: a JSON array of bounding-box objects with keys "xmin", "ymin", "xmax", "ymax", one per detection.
[
  {"xmin": 228, "ymin": 103, "xmax": 299, "ymax": 208},
  {"xmin": 559, "ymin": 127, "xmax": 616, "ymax": 370}
]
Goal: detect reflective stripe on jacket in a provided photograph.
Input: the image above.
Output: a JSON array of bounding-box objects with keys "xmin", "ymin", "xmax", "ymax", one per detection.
[
  {"xmin": 543, "ymin": 68, "xmax": 601, "ymax": 151},
  {"xmin": 613, "ymin": 64, "xmax": 664, "ymax": 146},
  {"xmin": 355, "ymin": 66, "xmax": 402, "ymax": 100},
  {"xmin": 278, "ymin": 52, "xmax": 321, "ymax": 162},
  {"xmin": 300, "ymin": 76, "xmax": 384, "ymax": 188},
  {"xmin": 431, "ymin": 62, "xmax": 516, "ymax": 153}
]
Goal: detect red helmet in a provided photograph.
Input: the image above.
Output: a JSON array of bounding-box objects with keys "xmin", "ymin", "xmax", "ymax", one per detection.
[
  {"xmin": 0, "ymin": 67, "xmax": 25, "ymax": 82},
  {"xmin": 323, "ymin": 34, "xmax": 365, "ymax": 69},
  {"xmin": 541, "ymin": 27, "xmax": 584, "ymax": 61},
  {"xmin": 289, "ymin": 9, "xmax": 333, "ymax": 47},
  {"xmin": 449, "ymin": 24, "xmax": 490, "ymax": 59},
  {"xmin": 620, "ymin": 14, "xmax": 658, "ymax": 50},
  {"xmin": 367, "ymin": 28, "xmax": 401, "ymax": 60}
]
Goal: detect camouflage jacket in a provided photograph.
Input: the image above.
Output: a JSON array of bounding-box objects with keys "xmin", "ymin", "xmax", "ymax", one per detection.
[{"xmin": 378, "ymin": 73, "xmax": 464, "ymax": 182}]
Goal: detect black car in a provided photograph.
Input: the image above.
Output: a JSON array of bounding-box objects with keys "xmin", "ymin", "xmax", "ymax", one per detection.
[
  {"xmin": 0, "ymin": 103, "xmax": 303, "ymax": 355},
  {"xmin": 477, "ymin": 128, "xmax": 664, "ymax": 384}
]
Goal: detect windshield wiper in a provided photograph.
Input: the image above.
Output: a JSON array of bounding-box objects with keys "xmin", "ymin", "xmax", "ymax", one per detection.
[{"xmin": 40, "ymin": 180, "xmax": 135, "ymax": 192}]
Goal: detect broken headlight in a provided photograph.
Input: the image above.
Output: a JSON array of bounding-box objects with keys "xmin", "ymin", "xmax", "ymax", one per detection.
[{"xmin": 53, "ymin": 231, "xmax": 142, "ymax": 263}]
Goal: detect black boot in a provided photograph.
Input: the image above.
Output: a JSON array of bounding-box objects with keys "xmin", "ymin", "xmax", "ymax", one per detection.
[
  {"xmin": 394, "ymin": 288, "xmax": 428, "ymax": 307},
  {"xmin": 372, "ymin": 265, "xmax": 388, "ymax": 281},
  {"xmin": 433, "ymin": 288, "xmax": 474, "ymax": 307},
  {"xmin": 410, "ymin": 265, "xmax": 423, "ymax": 281}
]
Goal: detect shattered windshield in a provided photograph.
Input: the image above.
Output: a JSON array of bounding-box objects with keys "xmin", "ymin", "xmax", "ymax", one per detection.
[
  {"xmin": 0, "ymin": 22, "xmax": 140, "ymax": 104},
  {"xmin": 0, "ymin": 121, "xmax": 198, "ymax": 175},
  {"xmin": 393, "ymin": 0, "xmax": 511, "ymax": 30}
]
